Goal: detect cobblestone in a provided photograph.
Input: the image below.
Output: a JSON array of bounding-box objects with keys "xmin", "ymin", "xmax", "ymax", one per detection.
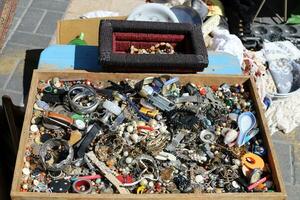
[
  {"xmin": 10, "ymin": 31, "xmax": 51, "ymax": 47},
  {"xmin": 5, "ymin": 60, "xmax": 25, "ymax": 93},
  {"xmin": 31, "ymin": 0, "xmax": 69, "ymax": 12},
  {"xmin": 273, "ymin": 141, "xmax": 293, "ymax": 184},
  {"xmin": 17, "ymin": 8, "xmax": 46, "ymax": 33},
  {"xmin": 36, "ymin": 11, "xmax": 64, "ymax": 35},
  {"xmin": 285, "ymin": 184, "xmax": 300, "ymax": 200}
]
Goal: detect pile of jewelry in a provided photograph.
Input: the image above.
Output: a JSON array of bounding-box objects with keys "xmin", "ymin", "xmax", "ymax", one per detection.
[
  {"xmin": 21, "ymin": 76, "xmax": 274, "ymax": 194},
  {"xmin": 130, "ymin": 42, "xmax": 175, "ymax": 54}
]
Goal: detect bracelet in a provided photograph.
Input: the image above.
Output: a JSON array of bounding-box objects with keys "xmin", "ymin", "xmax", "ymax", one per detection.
[{"xmin": 68, "ymin": 84, "xmax": 100, "ymax": 114}]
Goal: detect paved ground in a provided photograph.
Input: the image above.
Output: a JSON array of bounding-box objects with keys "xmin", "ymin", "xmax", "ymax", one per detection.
[
  {"xmin": 0, "ymin": 0, "xmax": 69, "ymax": 105},
  {"xmin": 0, "ymin": 0, "xmax": 299, "ymax": 199}
]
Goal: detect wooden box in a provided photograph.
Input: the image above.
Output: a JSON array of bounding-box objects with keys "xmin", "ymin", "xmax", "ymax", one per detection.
[
  {"xmin": 99, "ymin": 20, "xmax": 208, "ymax": 73},
  {"xmin": 11, "ymin": 70, "xmax": 286, "ymax": 200}
]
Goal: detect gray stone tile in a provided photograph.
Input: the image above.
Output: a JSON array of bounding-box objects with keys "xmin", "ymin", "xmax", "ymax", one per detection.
[
  {"xmin": 0, "ymin": 75, "xmax": 8, "ymax": 90},
  {"xmin": 6, "ymin": 60, "xmax": 25, "ymax": 93},
  {"xmin": 17, "ymin": 8, "xmax": 45, "ymax": 33},
  {"xmin": 0, "ymin": 55, "xmax": 20, "ymax": 89},
  {"xmin": 2, "ymin": 43, "xmax": 37, "ymax": 54},
  {"xmin": 18, "ymin": 0, "xmax": 33, "ymax": 8},
  {"xmin": 286, "ymin": 184, "xmax": 300, "ymax": 200},
  {"xmin": 31, "ymin": 0, "xmax": 69, "ymax": 12},
  {"xmin": 9, "ymin": 31, "xmax": 51, "ymax": 47},
  {"xmin": 273, "ymin": 142, "xmax": 293, "ymax": 184},
  {"xmin": 0, "ymin": 90, "xmax": 23, "ymax": 106},
  {"xmin": 36, "ymin": 11, "xmax": 64, "ymax": 35},
  {"xmin": 295, "ymin": 162, "xmax": 300, "ymax": 185},
  {"xmin": 15, "ymin": 5, "xmax": 26, "ymax": 18},
  {"xmin": 8, "ymin": 18, "xmax": 20, "ymax": 36},
  {"xmin": 271, "ymin": 131, "xmax": 288, "ymax": 141}
]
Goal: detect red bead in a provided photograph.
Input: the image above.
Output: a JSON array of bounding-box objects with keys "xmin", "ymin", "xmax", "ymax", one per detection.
[
  {"xmin": 155, "ymin": 182, "xmax": 162, "ymax": 192},
  {"xmin": 116, "ymin": 175, "xmax": 133, "ymax": 184},
  {"xmin": 137, "ymin": 126, "xmax": 154, "ymax": 131},
  {"xmin": 199, "ymin": 88, "xmax": 206, "ymax": 95},
  {"xmin": 211, "ymin": 85, "xmax": 219, "ymax": 92}
]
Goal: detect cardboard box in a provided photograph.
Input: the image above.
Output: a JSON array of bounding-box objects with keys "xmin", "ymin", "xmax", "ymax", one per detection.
[
  {"xmin": 56, "ymin": 16, "xmax": 126, "ymax": 46},
  {"xmin": 11, "ymin": 70, "xmax": 286, "ymax": 200}
]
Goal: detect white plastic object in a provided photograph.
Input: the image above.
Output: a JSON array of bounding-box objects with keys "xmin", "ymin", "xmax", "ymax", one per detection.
[
  {"xmin": 102, "ymin": 100, "xmax": 122, "ymax": 115},
  {"xmin": 74, "ymin": 119, "xmax": 86, "ymax": 130},
  {"xmin": 127, "ymin": 3, "xmax": 179, "ymax": 23}
]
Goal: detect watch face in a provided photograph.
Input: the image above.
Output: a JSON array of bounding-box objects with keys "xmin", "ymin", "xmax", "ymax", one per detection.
[
  {"xmin": 75, "ymin": 119, "xmax": 86, "ymax": 130},
  {"xmin": 48, "ymin": 179, "xmax": 71, "ymax": 193}
]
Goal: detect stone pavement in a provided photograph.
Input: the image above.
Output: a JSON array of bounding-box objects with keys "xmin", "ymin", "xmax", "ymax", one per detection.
[
  {"xmin": 0, "ymin": 0, "xmax": 69, "ymax": 106},
  {"xmin": 271, "ymin": 128, "xmax": 300, "ymax": 199},
  {"xmin": 0, "ymin": 0, "xmax": 299, "ymax": 199}
]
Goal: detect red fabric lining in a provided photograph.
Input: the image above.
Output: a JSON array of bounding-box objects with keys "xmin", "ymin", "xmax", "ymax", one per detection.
[
  {"xmin": 114, "ymin": 32, "xmax": 185, "ymax": 42},
  {"xmin": 112, "ymin": 32, "xmax": 191, "ymax": 54},
  {"xmin": 115, "ymin": 41, "xmax": 178, "ymax": 53}
]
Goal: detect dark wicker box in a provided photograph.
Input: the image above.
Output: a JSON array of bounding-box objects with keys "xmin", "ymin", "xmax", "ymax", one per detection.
[{"xmin": 99, "ymin": 20, "xmax": 208, "ymax": 73}]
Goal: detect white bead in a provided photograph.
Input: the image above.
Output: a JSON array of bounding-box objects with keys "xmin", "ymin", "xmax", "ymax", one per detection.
[
  {"xmin": 159, "ymin": 126, "xmax": 167, "ymax": 133},
  {"xmin": 132, "ymin": 121, "xmax": 138, "ymax": 126},
  {"xmin": 232, "ymin": 181, "xmax": 240, "ymax": 188},
  {"xmin": 232, "ymin": 165, "xmax": 239, "ymax": 170},
  {"xmin": 140, "ymin": 179, "xmax": 148, "ymax": 186},
  {"xmin": 119, "ymin": 126, "xmax": 125, "ymax": 132},
  {"xmin": 155, "ymin": 114, "xmax": 162, "ymax": 121},
  {"xmin": 33, "ymin": 179, "xmax": 39, "ymax": 186},
  {"xmin": 195, "ymin": 175, "xmax": 204, "ymax": 184},
  {"xmin": 31, "ymin": 117, "xmax": 37, "ymax": 124},
  {"xmin": 22, "ymin": 168, "xmax": 30, "ymax": 176},
  {"xmin": 24, "ymin": 161, "xmax": 30, "ymax": 168},
  {"xmin": 147, "ymin": 174, "xmax": 154, "ymax": 179},
  {"xmin": 123, "ymin": 151, "xmax": 129, "ymax": 157},
  {"xmin": 148, "ymin": 181, "xmax": 154, "ymax": 188},
  {"xmin": 233, "ymin": 159, "xmax": 241, "ymax": 166},
  {"xmin": 224, "ymin": 129, "xmax": 238, "ymax": 144},
  {"xmin": 125, "ymin": 157, "xmax": 133, "ymax": 164},
  {"xmin": 149, "ymin": 119, "xmax": 157, "ymax": 127},
  {"xmin": 30, "ymin": 125, "xmax": 39, "ymax": 133},
  {"xmin": 22, "ymin": 184, "xmax": 28, "ymax": 190},
  {"xmin": 130, "ymin": 133, "xmax": 139, "ymax": 143},
  {"xmin": 155, "ymin": 155, "xmax": 167, "ymax": 161},
  {"xmin": 229, "ymin": 113, "xmax": 238, "ymax": 121},
  {"xmin": 126, "ymin": 125, "xmax": 134, "ymax": 133},
  {"xmin": 136, "ymin": 121, "xmax": 145, "ymax": 126},
  {"xmin": 124, "ymin": 132, "xmax": 130, "ymax": 138}
]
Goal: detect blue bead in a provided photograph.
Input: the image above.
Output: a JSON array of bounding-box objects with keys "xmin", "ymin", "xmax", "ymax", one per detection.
[{"xmin": 263, "ymin": 97, "xmax": 271, "ymax": 109}]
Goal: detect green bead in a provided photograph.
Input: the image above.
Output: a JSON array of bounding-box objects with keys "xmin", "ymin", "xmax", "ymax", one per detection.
[
  {"xmin": 44, "ymin": 86, "xmax": 52, "ymax": 93},
  {"xmin": 95, "ymin": 178, "xmax": 101, "ymax": 184},
  {"xmin": 71, "ymin": 114, "xmax": 84, "ymax": 121},
  {"xmin": 225, "ymin": 99, "xmax": 233, "ymax": 107}
]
